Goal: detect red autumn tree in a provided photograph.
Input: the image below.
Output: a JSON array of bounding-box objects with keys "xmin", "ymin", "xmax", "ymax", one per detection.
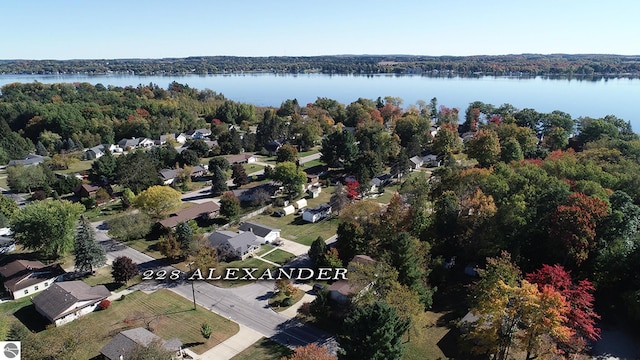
[
  {"xmin": 550, "ymin": 192, "xmax": 608, "ymax": 264},
  {"xmin": 526, "ymin": 264, "xmax": 600, "ymax": 353},
  {"xmin": 346, "ymin": 178, "xmax": 360, "ymax": 200},
  {"xmin": 282, "ymin": 343, "xmax": 337, "ymax": 360}
]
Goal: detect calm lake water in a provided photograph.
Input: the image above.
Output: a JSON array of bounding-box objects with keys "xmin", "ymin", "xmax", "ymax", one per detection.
[{"xmin": 1, "ymin": 73, "xmax": 639, "ymax": 130}]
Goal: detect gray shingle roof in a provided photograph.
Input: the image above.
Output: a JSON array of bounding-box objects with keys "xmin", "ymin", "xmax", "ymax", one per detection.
[
  {"xmin": 32, "ymin": 281, "xmax": 110, "ymax": 321},
  {"xmin": 100, "ymin": 327, "xmax": 183, "ymax": 360},
  {"xmin": 208, "ymin": 231, "xmax": 261, "ymax": 255},
  {"xmin": 238, "ymin": 222, "xmax": 279, "ymax": 238}
]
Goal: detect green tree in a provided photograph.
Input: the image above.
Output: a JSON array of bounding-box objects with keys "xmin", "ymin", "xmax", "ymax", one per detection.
[
  {"xmin": 178, "ymin": 149, "xmax": 200, "ymax": 167},
  {"xmin": 107, "ymin": 212, "xmax": 152, "ymax": 241},
  {"xmin": 176, "ymin": 221, "xmax": 196, "ymax": 256},
  {"xmin": 134, "ymin": 185, "xmax": 182, "ymax": 219},
  {"xmin": 7, "ymin": 165, "xmax": 47, "ymax": 193},
  {"xmin": 111, "ymin": 256, "xmax": 138, "ymax": 284},
  {"xmin": 338, "ymin": 301, "xmax": 410, "ymax": 360},
  {"xmin": 11, "ymin": 199, "xmax": 84, "ymax": 258},
  {"xmin": 390, "ymin": 232, "xmax": 433, "ymax": 308},
  {"xmin": 74, "ymin": 215, "xmax": 107, "ymax": 272},
  {"xmin": 220, "ymin": 191, "xmax": 240, "ymax": 219},
  {"xmin": 277, "ymin": 144, "xmax": 299, "ymax": 163},
  {"xmin": 321, "ymin": 130, "xmax": 358, "ymax": 168},
  {"xmin": 432, "ymin": 124, "xmax": 462, "ymax": 156},
  {"xmin": 208, "ymin": 156, "xmax": 230, "ymax": 171},
  {"xmin": 273, "ymin": 161, "xmax": 306, "ymax": 197},
  {"xmin": 0, "ymin": 194, "xmax": 18, "ymax": 219},
  {"xmin": 210, "ymin": 165, "xmax": 228, "ymax": 196},
  {"xmin": 89, "ymin": 150, "xmax": 117, "ymax": 183},
  {"xmin": 467, "ymin": 129, "xmax": 501, "ymax": 168},
  {"xmin": 308, "ymin": 236, "xmax": 328, "ymax": 268},
  {"xmin": 231, "ymin": 164, "xmax": 249, "ymax": 186},
  {"xmin": 158, "ymin": 233, "xmax": 183, "ymax": 261},
  {"xmin": 499, "ymin": 137, "xmax": 524, "ymax": 163},
  {"xmin": 116, "ymin": 151, "xmax": 162, "ymax": 194}
]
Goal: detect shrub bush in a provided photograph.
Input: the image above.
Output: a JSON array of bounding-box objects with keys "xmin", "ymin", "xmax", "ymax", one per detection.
[
  {"xmin": 282, "ymin": 297, "xmax": 293, "ymax": 307},
  {"xmin": 98, "ymin": 299, "xmax": 111, "ymax": 310}
]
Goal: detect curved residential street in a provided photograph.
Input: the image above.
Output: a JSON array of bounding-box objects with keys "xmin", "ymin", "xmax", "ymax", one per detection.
[{"xmin": 92, "ymin": 221, "xmax": 336, "ymax": 359}]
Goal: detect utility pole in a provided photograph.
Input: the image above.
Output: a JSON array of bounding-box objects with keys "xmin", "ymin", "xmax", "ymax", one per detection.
[{"xmin": 187, "ymin": 262, "xmax": 196, "ymax": 311}]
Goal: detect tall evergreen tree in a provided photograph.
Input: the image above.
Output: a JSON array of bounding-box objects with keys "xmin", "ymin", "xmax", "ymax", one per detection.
[
  {"xmin": 338, "ymin": 301, "xmax": 410, "ymax": 360},
  {"xmin": 74, "ymin": 215, "xmax": 107, "ymax": 272},
  {"xmin": 210, "ymin": 165, "xmax": 228, "ymax": 196},
  {"xmin": 308, "ymin": 236, "xmax": 328, "ymax": 268}
]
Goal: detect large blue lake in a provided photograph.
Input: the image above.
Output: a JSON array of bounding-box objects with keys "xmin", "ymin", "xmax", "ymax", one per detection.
[{"xmin": 1, "ymin": 73, "xmax": 638, "ymax": 130}]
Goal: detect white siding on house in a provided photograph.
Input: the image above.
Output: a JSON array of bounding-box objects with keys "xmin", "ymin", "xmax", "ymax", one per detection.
[
  {"xmin": 264, "ymin": 231, "xmax": 280, "ymax": 243},
  {"xmin": 52, "ymin": 300, "xmax": 102, "ymax": 327},
  {"xmin": 12, "ymin": 277, "xmax": 59, "ymax": 300}
]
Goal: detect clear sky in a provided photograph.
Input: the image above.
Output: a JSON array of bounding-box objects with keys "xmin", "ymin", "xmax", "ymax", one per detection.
[{"xmin": 2, "ymin": 0, "xmax": 639, "ymax": 59}]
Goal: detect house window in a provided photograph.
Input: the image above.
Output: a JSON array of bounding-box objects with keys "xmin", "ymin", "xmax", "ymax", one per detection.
[
  {"xmin": 44, "ymin": 282, "xmax": 48, "ymax": 287},
  {"xmin": 24, "ymin": 289, "xmax": 28, "ymax": 294},
  {"xmin": 34, "ymin": 286, "xmax": 39, "ymax": 290}
]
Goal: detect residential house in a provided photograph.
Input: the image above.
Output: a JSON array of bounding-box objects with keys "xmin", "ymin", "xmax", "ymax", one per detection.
[
  {"xmin": 430, "ymin": 126, "xmax": 439, "ymax": 137},
  {"xmin": 190, "ymin": 165, "xmax": 208, "ymax": 179},
  {"xmin": 8, "ymin": 154, "xmax": 49, "ymax": 167},
  {"xmin": 238, "ymin": 222, "xmax": 281, "ymax": 243},
  {"xmin": 156, "ymin": 133, "xmax": 176, "ymax": 145},
  {"xmin": 74, "ymin": 183, "xmax": 101, "ymax": 198},
  {"xmin": 231, "ymin": 182, "xmax": 279, "ymax": 204},
  {"xmin": 227, "ymin": 153, "xmax": 257, "ymax": 165},
  {"xmin": 0, "ymin": 259, "xmax": 65, "ymax": 299},
  {"xmin": 32, "ymin": 281, "xmax": 110, "ymax": 327},
  {"xmin": 265, "ymin": 140, "xmax": 284, "ymax": 155},
  {"xmin": 103, "ymin": 144, "xmax": 123, "ymax": 154},
  {"xmin": 409, "ymin": 155, "xmax": 424, "ymax": 170},
  {"xmin": 117, "ymin": 137, "xmax": 141, "ymax": 150},
  {"xmin": 100, "ymin": 327, "xmax": 183, "ymax": 360},
  {"xmin": 207, "ymin": 230, "xmax": 262, "ymax": 260},
  {"xmin": 159, "ymin": 168, "xmax": 180, "ymax": 185},
  {"xmin": 137, "ymin": 138, "xmax": 155, "ymax": 148},
  {"xmin": 0, "ymin": 236, "xmax": 15, "ymax": 254},
  {"xmin": 302, "ymin": 165, "xmax": 328, "ymax": 178},
  {"xmin": 158, "ymin": 201, "xmax": 220, "ymax": 229},
  {"xmin": 423, "ymin": 154, "xmax": 441, "ymax": 167},
  {"xmin": 84, "ymin": 145, "xmax": 105, "ymax": 159},
  {"xmin": 186, "ymin": 128, "xmax": 212, "ymax": 140},
  {"xmin": 307, "ymin": 184, "xmax": 322, "ymax": 199},
  {"xmin": 328, "ymin": 255, "xmax": 376, "ymax": 304},
  {"xmin": 175, "ymin": 133, "xmax": 188, "ymax": 144},
  {"xmin": 369, "ymin": 173, "xmax": 392, "ymax": 193},
  {"xmin": 302, "ymin": 203, "xmax": 332, "ymax": 223}
]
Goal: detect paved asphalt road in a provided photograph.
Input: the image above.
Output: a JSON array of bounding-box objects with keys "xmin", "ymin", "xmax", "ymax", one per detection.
[{"xmin": 91, "ymin": 220, "xmax": 336, "ymax": 351}]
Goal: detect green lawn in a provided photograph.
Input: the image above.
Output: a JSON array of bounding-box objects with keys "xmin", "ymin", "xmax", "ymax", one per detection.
[
  {"xmin": 81, "ymin": 265, "xmax": 142, "ymax": 292},
  {"xmin": 247, "ymin": 213, "xmax": 339, "ymax": 246},
  {"xmin": 243, "ymin": 163, "xmax": 265, "ymax": 175},
  {"xmin": 83, "ymin": 199, "xmax": 127, "ymax": 222},
  {"xmin": 8, "ymin": 289, "xmax": 239, "ymax": 358},
  {"xmin": 268, "ymin": 287, "xmax": 306, "ymax": 312},
  {"xmin": 301, "ymin": 158, "xmax": 323, "ymax": 169},
  {"xmin": 230, "ymin": 337, "xmax": 293, "ymax": 360},
  {"xmin": 126, "ymin": 238, "xmax": 164, "ymax": 259},
  {"xmin": 212, "ymin": 257, "xmax": 278, "ymax": 287},
  {"xmin": 402, "ymin": 311, "xmax": 459, "ymax": 360},
  {"xmin": 261, "ymin": 248, "xmax": 295, "ymax": 265},
  {"xmin": 255, "ymin": 244, "xmax": 275, "ymax": 256},
  {"xmin": 57, "ymin": 158, "xmax": 95, "ymax": 175},
  {"xmin": 298, "ymin": 148, "xmax": 320, "ymax": 158}
]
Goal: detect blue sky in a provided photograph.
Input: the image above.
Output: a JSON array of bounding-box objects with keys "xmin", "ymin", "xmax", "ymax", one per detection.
[{"xmin": 3, "ymin": 0, "xmax": 639, "ymax": 59}]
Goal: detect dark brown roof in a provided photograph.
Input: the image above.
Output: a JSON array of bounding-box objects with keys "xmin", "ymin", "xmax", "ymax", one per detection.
[
  {"xmin": 226, "ymin": 153, "xmax": 256, "ymax": 164},
  {"xmin": 328, "ymin": 280, "xmax": 358, "ymax": 296},
  {"xmin": 32, "ymin": 281, "xmax": 110, "ymax": 321},
  {"xmin": 0, "ymin": 260, "xmax": 65, "ymax": 292},
  {"xmin": 158, "ymin": 201, "xmax": 220, "ymax": 228}
]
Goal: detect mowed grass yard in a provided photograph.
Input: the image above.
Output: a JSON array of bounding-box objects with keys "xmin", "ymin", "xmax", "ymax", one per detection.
[
  {"xmin": 5, "ymin": 289, "xmax": 239, "ymax": 358},
  {"xmin": 230, "ymin": 337, "xmax": 293, "ymax": 360}
]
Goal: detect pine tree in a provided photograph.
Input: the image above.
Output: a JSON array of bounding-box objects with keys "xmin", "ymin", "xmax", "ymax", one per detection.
[
  {"xmin": 338, "ymin": 301, "xmax": 410, "ymax": 360},
  {"xmin": 308, "ymin": 236, "xmax": 328, "ymax": 268},
  {"xmin": 74, "ymin": 215, "xmax": 107, "ymax": 273},
  {"xmin": 35, "ymin": 141, "xmax": 49, "ymax": 156},
  {"xmin": 210, "ymin": 165, "xmax": 228, "ymax": 196}
]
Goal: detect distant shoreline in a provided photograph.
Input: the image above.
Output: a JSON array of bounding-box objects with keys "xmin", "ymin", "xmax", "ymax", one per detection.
[{"xmin": 1, "ymin": 54, "xmax": 639, "ymax": 77}]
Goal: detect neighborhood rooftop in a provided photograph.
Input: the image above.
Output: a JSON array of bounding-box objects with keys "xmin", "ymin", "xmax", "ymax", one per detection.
[
  {"xmin": 158, "ymin": 201, "xmax": 220, "ymax": 228},
  {"xmin": 32, "ymin": 281, "xmax": 110, "ymax": 321},
  {"xmin": 238, "ymin": 221, "xmax": 280, "ymax": 238}
]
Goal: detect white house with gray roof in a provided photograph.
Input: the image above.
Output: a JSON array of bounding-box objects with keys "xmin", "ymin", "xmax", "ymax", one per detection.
[
  {"xmin": 207, "ymin": 230, "xmax": 262, "ymax": 260},
  {"xmin": 238, "ymin": 222, "xmax": 281, "ymax": 243},
  {"xmin": 32, "ymin": 281, "xmax": 110, "ymax": 326}
]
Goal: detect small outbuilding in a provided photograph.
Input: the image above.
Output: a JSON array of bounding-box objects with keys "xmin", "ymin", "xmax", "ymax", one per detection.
[
  {"xmin": 282, "ymin": 205, "xmax": 295, "ymax": 216},
  {"xmin": 294, "ymin": 198, "xmax": 307, "ymax": 210}
]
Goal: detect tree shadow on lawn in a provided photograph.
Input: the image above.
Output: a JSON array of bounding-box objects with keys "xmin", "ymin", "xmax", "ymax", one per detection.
[{"xmin": 14, "ymin": 304, "xmax": 49, "ymax": 333}]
